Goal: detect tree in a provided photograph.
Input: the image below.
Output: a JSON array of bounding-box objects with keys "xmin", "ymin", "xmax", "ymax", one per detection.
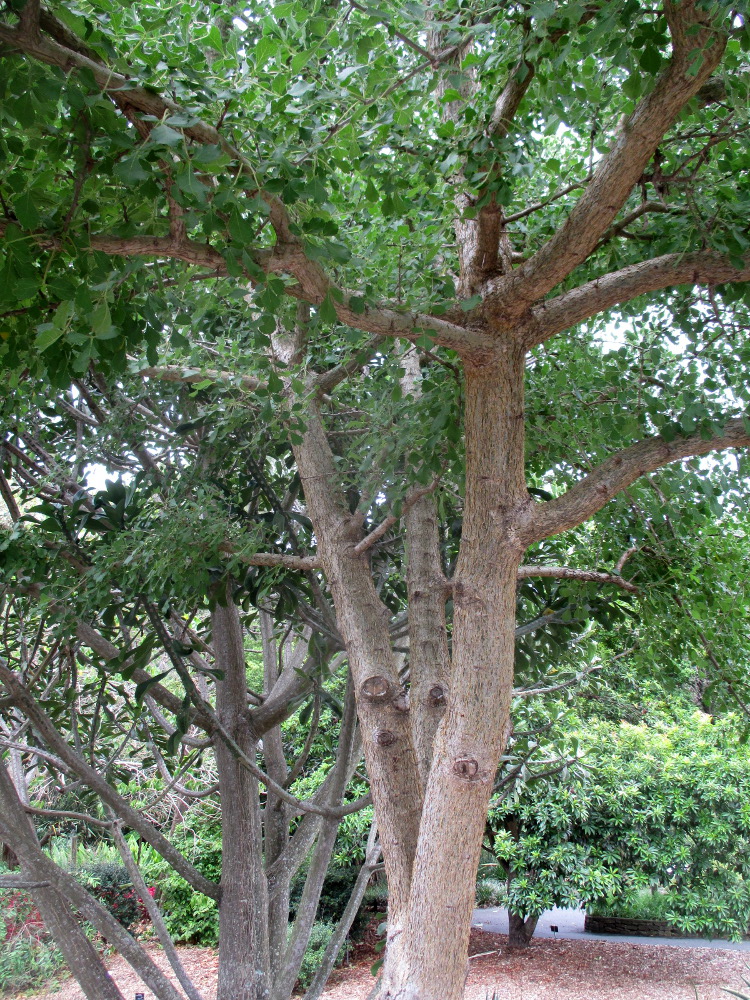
[
  {"xmin": 2, "ymin": 2, "xmax": 750, "ymax": 998},
  {"xmin": 488, "ymin": 710, "xmax": 750, "ymax": 944}
]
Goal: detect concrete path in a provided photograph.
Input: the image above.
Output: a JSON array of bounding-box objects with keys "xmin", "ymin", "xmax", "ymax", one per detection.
[{"xmin": 472, "ymin": 906, "xmax": 750, "ymax": 951}]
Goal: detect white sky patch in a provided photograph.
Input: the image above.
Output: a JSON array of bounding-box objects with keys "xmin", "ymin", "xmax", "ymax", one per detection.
[{"xmin": 84, "ymin": 464, "xmax": 133, "ymax": 492}]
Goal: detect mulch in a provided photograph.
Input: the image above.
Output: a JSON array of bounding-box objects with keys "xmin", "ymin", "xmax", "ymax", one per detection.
[{"xmin": 22, "ymin": 927, "xmax": 750, "ymax": 1000}]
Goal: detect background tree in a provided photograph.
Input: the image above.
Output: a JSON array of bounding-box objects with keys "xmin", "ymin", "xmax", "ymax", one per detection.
[
  {"xmin": 487, "ymin": 709, "xmax": 750, "ymax": 945},
  {"xmin": 2, "ymin": 2, "xmax": 750, "ymax": 999}
]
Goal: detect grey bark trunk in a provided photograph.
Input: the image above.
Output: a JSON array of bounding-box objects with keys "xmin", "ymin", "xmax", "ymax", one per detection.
[
  {"xmin": 291, "ymin": 392, "xmax": 423, "ymax": 961},
  {"xmin": 272, "ymin": 674, "xmax": 359, "ymax": 1000},
  {"xmin": 212, "ymin": 594, "xmax": 271, "ymax": 1000},
  {"xmin": 259, "ymin": 609, "xmax": 292, "ymax": 982},
  {"xmin": 400, "ymin": 348, "xmax": 450, "ymax": 787},
  {"xmin": 0, "ymin": 762, "xmax": 180, "ymax": 1000},
  {"xmin": 302, "ymin": 821, "xmax": 381, "ymax": 1000},
  {"xmin": 508, "ymin": 911, "xmax": 539, "ymax": 947}
]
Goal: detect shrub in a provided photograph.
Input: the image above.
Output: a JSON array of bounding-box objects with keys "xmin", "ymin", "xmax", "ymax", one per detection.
[
  {"xmin": 476, "ymin": 878, "xmax": 505, "ymax": 908},
  {"xmin": 295, "ymin": 921, "xmax": 345, "ymax": 991},
  {"xmin": 140, "ymin": 826, "xmax": 222, "ymax": 946},
  {"xmin": 1, "ymin": 889, "xmax": 44, "ymax": 943},
  {"xmin": 0, "ymin": 889, "xmax": 65, "ymax": 995},
  {"xmin": 289, "ymin": 865, "xmax": 361, "ymax": 924},
  {"xmin": 76, "ymin": 862, "xmax": 141, "ymax": 931},
  {"xmin": 589, "ymin": 889, "xmax": 671, "ymax": 921},
  {"xmin": 0, "ymin": 936, "xmax": 65, "ymax": 995}
]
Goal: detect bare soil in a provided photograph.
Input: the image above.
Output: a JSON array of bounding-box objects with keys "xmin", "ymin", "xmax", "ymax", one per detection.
[{"xmin": 23, "ymin": 929, "xmax": 750, "ymax": 1000}]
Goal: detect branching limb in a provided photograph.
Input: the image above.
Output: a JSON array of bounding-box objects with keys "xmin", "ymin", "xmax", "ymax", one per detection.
[
  {"xmin": 0, "ymin": 660, "xmax": 221, "ymax": 900},
  {"xmin": 110, "ymin": 819, "xmax": 206, "ymax": 1000},
  {"xmin": 525, "ymin": 419, "xmax": 750, "ymax": 544},
  {"xmin": 219, "ymin": 544, "xmax": 321, "ymax": 571},
  {"xmin": 512, "ymin": 663, "xmax": 603, "ymax": 698},
  {"xmin": 522, "ymin": 251, "xmax": 750, "ymax": 348},
  {"xmin": 352, "ymin": 473, "xmax": 444, "ymax": 556},
  {"xmin": 517, "ymin": 564, "xmax": 638, "ymax": 593},
  {"xmin": 485, "ymin": 1, "xmax": 730, "ymax": 315}
]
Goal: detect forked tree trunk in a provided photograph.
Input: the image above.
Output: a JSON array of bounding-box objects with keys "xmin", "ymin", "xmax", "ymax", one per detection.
[
  {"xmin": 400, "ymin": 348, "xmax": 450, "ymax": 787},
  {"xmin": 212, "ymin": 597, "xmax": 271, "ymax": 1000},
  {"xmin": 259, "ymin": 609, "xmax": 292, "ymax": 982},
  {"xmin": 508, "ymin": 911, "xmax": 539, "ymax": 947},
  {"xmin": 380, "ymin": 347, "xmax": 530, "ymax": 1000}
]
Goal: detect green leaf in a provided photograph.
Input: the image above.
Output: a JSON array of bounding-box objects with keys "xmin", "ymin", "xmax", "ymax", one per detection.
[
  {"xmin": 134, "ymin": 669, "xmax": 172, "ymax": 705},
  {"xmin": 114, "ymin": 154, "xmax": 150, "ymax": 184},
  {"xmin": 148, "ymin": 123, "xmax": 183, "ymax": 146},
  {"xmin": 639, "ymin": 47, "xmax": 662, "ymax": 74},
  {"xmin": 35, "ymin": 324, "xmax": 64, "ymax": 352},
  {"xmin": 13, "ymin": 191, "xmax": 40, "ymax": 230}
]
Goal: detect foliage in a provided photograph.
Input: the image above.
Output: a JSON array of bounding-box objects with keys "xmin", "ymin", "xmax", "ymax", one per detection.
[
  {"xmin": 590, "ymin": 889, "xmax": 672, "ymax": 921},
  {"xmin": 290, "ymin": 865, "xmax": 361, "ymax": 925},
  {"xmin": 0, "ymin": 935, "xmax": 65, "ymax": 996},
  {"xmin": 75, "ymin": 862, "xmax": 142, "ymax": 932},
  {"xmin": 475, "ymin": 878, "xmax": 505, "ymax": 908},
  {"xmin": 295, "ymin": 921, "xmax": 345, "ymax": 991},
  {"xmin": 2, "ymin": 0, "xmax": 750, "ymax": 995},
  {"xmin": 139, "ymin": 828, "xmax": 222, "ymax": 946},
  {"xmin": 488, "ymin": 710, "xmax": 750, "ymax": 940},
  {"xmin": 0, "ymin": 887, "xmax": 65, "ymax": 995}
]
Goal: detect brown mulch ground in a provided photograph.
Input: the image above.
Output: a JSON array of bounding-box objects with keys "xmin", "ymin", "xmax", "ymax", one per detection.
[{"xmin": 23, "ymin": 928, "xmax": 750, "ymax": 1000}]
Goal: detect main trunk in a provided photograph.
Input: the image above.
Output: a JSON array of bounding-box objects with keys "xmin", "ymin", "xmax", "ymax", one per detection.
[{"xmin": 381, "ymin": 345, "xmax": 530, "ymax": 1000}]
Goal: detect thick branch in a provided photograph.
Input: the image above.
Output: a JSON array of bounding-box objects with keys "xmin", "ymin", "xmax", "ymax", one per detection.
[
  {"xmin": 522, "ymin": 251, "xmax": 750, "ymax": 348},
  {"xmin": 219, "ymin": 544, "xmax": 321, "ymax": 572},
  {"xmin": 485, "ymin": 1, "xmax": 728, "ymax": 315},
  {"xmin": 0, "ymin": 23, "xmax": 488, "ymax": 357},
  {"xmin": 352, "ymin": 473, "xmax": 443, "ymax": 556},
  {"xmin": 526, "ymin": 419, "xmax": 750, "ymax": 543},
  {"xmin": 517, "ymin": 565, "xmax": 638, "ymax": 593},
  {"xmin": 74, "ymin": 619, "xmax": 212, "ymax": 731}
]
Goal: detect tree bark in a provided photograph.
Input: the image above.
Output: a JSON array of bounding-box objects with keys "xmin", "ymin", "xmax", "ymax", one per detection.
[
  {"xmin": 401, "ymin": 348, "xmax": 450, "ymax": 787},
  {"xmin": 212, "ymin": 594, "xmax": 271, "ymax": 1000},
  {"xmin": 507, "ymin": 911, "xmax": 539, "ymax": 948},
  {"xmin": 259, "ymin": 609, "xmax": 292, "ymax": 983},
  {"xmin": 291, "ymin": 389, "xmax": 423, "ymax": 961},
  {"xmin": 381, "ymin": 344, "xmax": 531, "ymax": 1000},
  {"xmin": 0, "ymin": 765, "xmax": 124, "ymax": 1000}
]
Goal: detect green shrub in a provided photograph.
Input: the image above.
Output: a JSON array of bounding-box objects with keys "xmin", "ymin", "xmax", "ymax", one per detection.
[
  {"xmin": 295, "ymin": 921, "xmax": 345, "ymax": 991},
  {"xmin": 590, "ymin": 889, "xmax": 671, "ymax": 921},
  {"xmin": 290, "ymin": 865, "xmax": 361, "ymax": 924},
  {"xmin": 0, "ymin": 888, "xmax": 65, "ymax": 996},
  {"xmin": 76, "ymin": 862, "xmax": 140, "ymax": 931},
  {"xmin": 140, "ymin": 826, "xmax": 222, "ymax": 946},
  {"xmin": 476, "ymin": 878, "xmax": 505, "ymax": 908},
  {"xmin": 0, "ymin": 936, "xmax": 65, "ymax": 995}
]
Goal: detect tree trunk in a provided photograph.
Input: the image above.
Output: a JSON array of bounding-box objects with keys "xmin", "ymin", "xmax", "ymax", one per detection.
[
  {"xmin": 291, "ymin": 391, "xmax": 423, "ymax": 962},
  {"xmin": 508, "ymin": 911, "xmax": 539, "ymax": 948},
  {"xmin": 380, "ymin": 346, "xmax": 531, "ymax": 1000},
  {"xmin": 0, "ymin": 763, "xmax": 124, "ymax": 1000},
  {"xmin": 272, "ymin": 677, "xmax": 358, "ymax": 1000},
  {"xmin": 212, "ymin": 595, "xmax": 271, "ymax": 1000},
  {"xmin": 400, "ymin": 348, "xmax": 450, "ymax": 787},
  {"xmin": 259, "ymin": 609, "xmax": 292, "ymax": 983}
]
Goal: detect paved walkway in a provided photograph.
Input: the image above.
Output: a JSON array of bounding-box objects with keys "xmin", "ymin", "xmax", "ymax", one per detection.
[{"xmin": 472, "ymin": 906, "xmax": 750, "ymax": 951}]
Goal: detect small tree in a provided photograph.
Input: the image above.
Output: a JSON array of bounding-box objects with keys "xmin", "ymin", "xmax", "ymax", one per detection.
[{"xmin": 488, "ymin": 710, "xmax": 750, "ymax": 944}]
